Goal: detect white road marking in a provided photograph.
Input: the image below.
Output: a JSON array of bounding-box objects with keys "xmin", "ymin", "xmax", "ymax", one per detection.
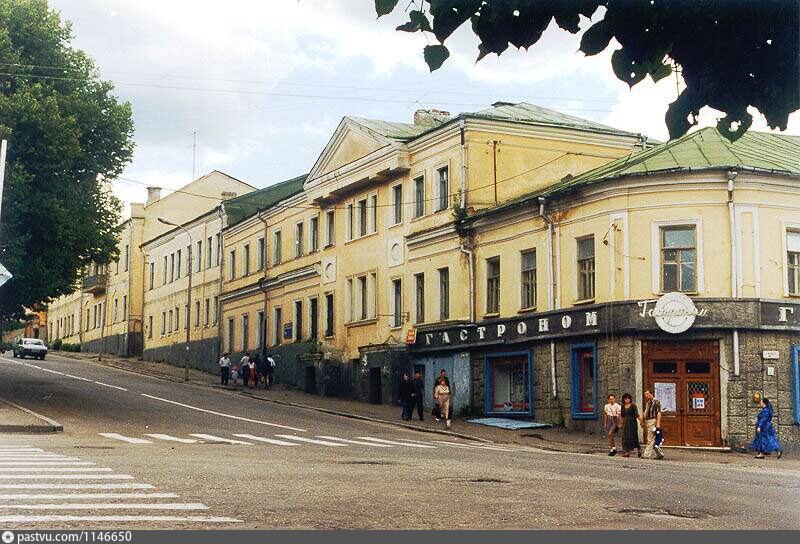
[
  {"xmin": 0, "ymin": 474, "xmax": 134, "ymax": 480},
  {"xmin": 0, "ymin": 462, "xmax": 96, "ymax": 467},
  {"xmin": 0, "ymin": 484, "xmax": 154, "ymax": 490},
  {"xmin": 144, "ymin": 434, "xmax": 198, "ymax": 444},
  {"xmin": 355, "ymin": 437, "xmax": 436, "ymax": 448},
  {"xmin": 94, "ymin": 381, "xmax": 128, "ymax": 391},
  {"xmin": 0, "ymin": 457, "xmax": 80, "ymax": 462},
  {"xmin": 98, "ymin": 433, "xmax": 153, "ymax": 444},
  {"xmin": 188, "ymin": 434, "xmax": 252, "ymax": 445},
  {"xmin": 62, "ymin": 373, "xmax": 92, "ymax": 382},
  {"xmin": 0, "ymin": 515, "xmax": 241, "ymax": 523},
  {"xmin": 0, "ymin": 502, "xmax": 208, "ymax": 511},
  {"xmin": 273, "ymin": 435, "xmax": 347, "ymax": 447},
  {"xmin": 430, "ymin": 440, "xmax": 516, "ymax": 452},
  {"xmin": 22, "ymin": 365, "xmax": 65, "ymax": 377},
  {"xmin": 0, "ymin": 468, "xmax": 111, "ymax": 473},
  {"xmin": 0, "ymin": 492, "xmax": 179, "ymax": 500},
  {"xmin": 141, "ymin": 394, "xmax": 306, "ymax": 432},
  {"xmin": 231, "ymin": 434, "xmax": 299, "ymax": 446},
  {"xmin": 0, "ymin": 448, "xmax": 38, "ymax": 451},
  {"xmin": 315, "ymin": 436, "xmax": 393, "ymax": 448}
]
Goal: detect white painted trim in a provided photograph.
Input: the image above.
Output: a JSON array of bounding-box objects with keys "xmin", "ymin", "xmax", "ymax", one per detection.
[
  {"xmin": 735, "ymin": 206, "xmax": 761, "ymax": 297},
  {"xmin": 782, "ymin": 220, "xmax": 800, "ymax": 296},
  {"xmin": 650, "ymin": 219, "xmax": 704, "ymax": 295},
  {"xmin": 609, "ymin": 211, "xmax": 630, "ymax": 299}
]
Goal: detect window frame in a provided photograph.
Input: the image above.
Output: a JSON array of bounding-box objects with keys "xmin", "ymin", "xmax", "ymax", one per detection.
[
  {"xmin": 651, "ymin": 219, "xmax": 704, "ymax": 294},
  {"xmin": 413, "ymin": 175, "xmax": 425, "ymax": 219},
  {"xmin": 325, "ymin": 210, "xmax": 335, "ymax": 247},
  {"xmin": 414, "ymin": 273, "xmax": 425, "ymax": 324},
  {"xmin": 391, "ymin": 184, "xmax": 403, "ymax": 226},
  {"xmin": 273, "ymin": 307, "xmax": 282, "ymax": 346},
  {"xmin": 257, "ymin": 237, "xmax": 266, "ymax": 271},
  {"xmin": 310, "ymin": 216, "xmax": 319, "ymax": 252},
  {"xmin": 438, "ymin": 267, "xmax": 450, "ymax": 321},
  {"xmin": 357, "ymin": 198, "xmax": 368, "ymax": 238},
  {"xmin": 294, "ymin": 299, "xmax": 303, "ymax": 342},
  {"xmin": 324, "ymin": 292, "xmax": 335, "ymax": 338},
  {"xmin": 195, "ymin": 240, "xmax": 202, "ymax": 273},
  {"xmin": 241, "ymin": 313, "xmax": 249, "ymax": 352},
  {"xmin": 486, "ymin": 257, "xmax": 500, "ymax": 315},
  {"xmin": 273, "ymin": 229, "xmax": 282, "ymax": 265},
  {"xmin": 484, "ymin": 351, "xmax": 534, "ymax": 417},
  {"xmin": 226, "ymin": 317, "xmax": 234, "ymax": 353},
  {"xmin": 784, "ymin": 225, "xmax": 800, "ymax": 296},
  {"xmin": 391, "ymin": 277, "xmax": 403, "ymax": 328},
  {"xmin": 571, "ymin": 342, "xmax": 598, "ymax": 419},
  {"xmin": 521, "ymin": 249, "xmax": 537, "ymax": 310},
  {"xmin": 309, "ymin": 297, "xmax": 319, "ymax": 340},
  {"xmin": 295, "ymin": 222, "xmax": 304, "ymax": 258},
  {"xmin": 243, "ymin": 243, "xmax": 251, "ymax": 276},
  {"xmin": 228, "ymin": 249, "xmax": 237, "ymax": 280},
  {"xmin": 576, "ymin": 236, "xmax": 595, "ymax": 302},
  {"xmin": 435, "ymin": 166, "xmax": 449, "ymax": 212},
  {"xmin": 660, "ymin": 225, "xmax": 698, "ymax": 293}
]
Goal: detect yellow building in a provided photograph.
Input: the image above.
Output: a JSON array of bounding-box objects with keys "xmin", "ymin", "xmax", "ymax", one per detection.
[{"xmin": 47, "ymin": 171, "xmax": 254, "ymax": 357}]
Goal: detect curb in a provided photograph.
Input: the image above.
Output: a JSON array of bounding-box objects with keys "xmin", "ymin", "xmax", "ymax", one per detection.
[{"xmin": 0, "ymin": 397, "xmax": 63, "ymax": 433}]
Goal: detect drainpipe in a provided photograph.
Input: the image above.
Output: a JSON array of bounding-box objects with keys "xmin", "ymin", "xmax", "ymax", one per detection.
[
  {"xmin": 727, "ymin": 169, "xmax": 740, "ymax": 377},
  {"xmin": 460, "ymin": 243, "xmax": 475, "ymax": 323},
  {"xmin": 459, "ymin": 119, "xmax": 467, "ymax": 210},
  {"xmin": 539, "ymin": 196, "xmax": 558, "ymax": 398}
]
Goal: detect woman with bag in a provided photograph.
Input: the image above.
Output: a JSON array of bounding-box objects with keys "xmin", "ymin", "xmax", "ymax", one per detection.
[{"xmin": 434, "ymin": 377, "xmax": 452, "ymax": 428}]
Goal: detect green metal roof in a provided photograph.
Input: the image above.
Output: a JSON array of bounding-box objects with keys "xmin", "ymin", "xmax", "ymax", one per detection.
[
  {"xmin": 347, "ymin": 117, "xmax": 432, "ymax": 141},
  {"xmin": 466, "ymin": 101, "xmax": 642, "ymax": 138},
  {"xmin": 543, "ymin": 127, "xmax": 800, "ymax": 195},
  {"xmin": 224, "ymin": 174, "xmax": 306, "ymax": 228}
]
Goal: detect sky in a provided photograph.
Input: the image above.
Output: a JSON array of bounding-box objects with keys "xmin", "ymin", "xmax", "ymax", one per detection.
[{"xmin": 50, "ymin": 0, "xmax": 800, "ymax": 210}]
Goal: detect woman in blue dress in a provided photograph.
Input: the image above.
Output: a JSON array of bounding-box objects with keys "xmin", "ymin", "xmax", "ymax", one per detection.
[{"xmin": 751, "ymin": 398, "xmax": 783, "ymax": 459}]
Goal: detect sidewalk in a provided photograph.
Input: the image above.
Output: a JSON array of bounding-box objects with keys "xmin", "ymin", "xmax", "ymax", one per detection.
[
  {"xmin": 60, "ymin": 351, "xmax": 796, "ymax": 467},
  {"xmin": 0, "ymin": 397, "xmax": 63, "ymax": 433}
]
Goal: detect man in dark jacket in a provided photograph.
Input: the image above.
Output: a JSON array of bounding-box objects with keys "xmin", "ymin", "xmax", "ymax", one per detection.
[
  {"xmin": 411, "ymin": 371, "xmax": 425, "ymax": 421},
  {"xmin": 398, "ymin": 372, "xmax": 414, "ymax": 421}
]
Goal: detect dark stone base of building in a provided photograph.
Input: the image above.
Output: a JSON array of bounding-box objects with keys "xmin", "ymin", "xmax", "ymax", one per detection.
[
  {"xmin": 142, "ymin": 337, "xmax": 219, "ymax": 374},
  {"xmin": 82, "ymin": 332, "xmax": 142, "ymax": 358}
]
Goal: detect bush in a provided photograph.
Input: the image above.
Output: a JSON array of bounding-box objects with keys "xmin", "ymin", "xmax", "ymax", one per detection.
[
  {"xmin": 60, "ymin": 343, "xmax": 81, "ymax": 353},
  {"xmin": 52, "ymin": 338, "xmax": 63, "ymax": 351},
  {"xmin": 0, "ymin": 341, "xmax": 12, "ymax": 353}
]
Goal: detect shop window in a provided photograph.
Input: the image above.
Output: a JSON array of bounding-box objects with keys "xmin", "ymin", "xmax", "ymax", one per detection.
[
  {"xmin": 791, "ymin": 345, "xmax": 800, "ymax": 425},
  {"xmin": 685, "ymin": 361, "xmax": 711, "ymax": 374},
  {"xmin": 485, "ymin": 353, "xmax": 532, "ymax": 416},
  {"xmin": 571, "ymin": 344, "xmax": 597, "ymax": 418},
  {"xmin": 653, "ymin": 361, "xmax": 678, "ymax": 374}
]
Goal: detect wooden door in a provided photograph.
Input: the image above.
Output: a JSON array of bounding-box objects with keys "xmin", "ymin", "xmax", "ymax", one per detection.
[{"xmin": 643, "ymin": 341, "xmax": 721, "ymax": 447}]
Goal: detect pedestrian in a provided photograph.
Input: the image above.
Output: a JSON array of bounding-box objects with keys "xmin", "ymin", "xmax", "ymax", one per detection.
[
  {"xmin": 751, "ymin": 397, "xmax": 783, "ymax": 459},
  {"xmin": 398, "ymin": 372, "xmax": 413, "ymax": 421},
  {"xmin": 253, "ymin": 352, "xmax": 265, "ymax": 386},
  {"xmin": 435, "ymin": 369, "xmax": 453, "ymax": 420},
  {"xmin": 434, "ymin": 376, "xmax": 452, "ymax": 428},
  {"xmin": 620, "ymin": 392, "xmax": 641, "ymax": 458},
  {"xmin": 247, "ymin": 357, "xmax": 257, "ymax": 389},
  {"xmin": 218, "ymin": 353, "xmax": 231, "ymax": 386},
  {"xmin": 604, "ymin": 394, "xmax": 621, "ymax": 456},
  {"xmin": 411, "ymin": 370, "xmax": 425, "ymax": 421},
  {"xmin": 642, "ymin": 389, "xmax": 665, "ymax": 460},
  {"xmin": 240, "ymin": 353, "xmax": 251, "ymax": 388},
  {"xmin": 264, "ymin": 354, "xmax": 276, "ymax": 389}
]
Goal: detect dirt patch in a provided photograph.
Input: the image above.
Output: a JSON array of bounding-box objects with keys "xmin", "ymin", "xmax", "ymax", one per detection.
[{"xmin": 613, "ymin": 507, "xmax": 713, "ymax": 519}]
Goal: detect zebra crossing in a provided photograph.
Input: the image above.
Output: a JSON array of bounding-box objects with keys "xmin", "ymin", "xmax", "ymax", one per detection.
[
  {"xmin": 93, "ymin": 431, "xmax": 538, "ymax": 454},
  {"xmin": 0, "ymin": 444, "xmax": 240, "ymax": 525}
]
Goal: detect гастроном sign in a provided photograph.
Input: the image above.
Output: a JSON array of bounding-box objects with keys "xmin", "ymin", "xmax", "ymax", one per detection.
[{"xmin": 637, "ymin": 292, "xmax": 708, "ymax": 334}]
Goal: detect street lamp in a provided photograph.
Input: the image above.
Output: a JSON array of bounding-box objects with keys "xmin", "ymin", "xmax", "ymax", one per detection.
[{"xmin": 158, "ymin": 217, "xmax": 191, "ymax": 382}]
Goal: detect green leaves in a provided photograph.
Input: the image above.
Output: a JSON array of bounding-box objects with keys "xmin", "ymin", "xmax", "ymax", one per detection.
[
  {"xmin": 374, "ymin": 0, "xmax": 400, "ymax": 17},
  {"xmin": 579, "ymin": 19, "xmax": 613, "ymax": 56},
  {"xmin": 424, "ymin": 44, "xmax": 450, "ymax": 71},
  {"xmin": 396, "ymin": 10, "xmax": 432, "ymax": 33}
]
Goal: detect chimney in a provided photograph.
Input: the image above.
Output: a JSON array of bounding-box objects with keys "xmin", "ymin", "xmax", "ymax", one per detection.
[
  {"xmin": 146, "ymin": 187, "xmax": 161, "ymax": 207},
  {"xmin": 129, "ymin": 203, "xmax": 145, "ymax": 219},
  {"xmin": 413, "ymin": 109, "xmax": 450, "ymax": 127}
]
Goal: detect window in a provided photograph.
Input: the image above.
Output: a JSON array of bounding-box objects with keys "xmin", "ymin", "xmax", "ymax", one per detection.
[
  {"xmin": 147, "ymin": 316, "xmax": 153, "ymax": 339},
  {"xmin": 787, "ymin": 230, "xmax": 800, "ymax": 295},
  {"xmin": 414, "ymin": 176, "xmax": 425, "ymax": 218},
  {"xmin": 215, "ymin": 233, "xmax": 221, "ymax": 266},
  {"xmin": 571, "ymin": 344, "xmax": 597, "ymax": 418},
  {"xmin": 294, "ymin": 300, "xmax": 303, "ymax": 342},
  {"xmin": 162, "ymin": 256, "xmax": 168, "ymax": 285},
  {"xmin": 414, "ymin": 273, "xmax": 425, "ymax": 324},
  {"xmin": 273, "ymin": 307, "xmax": 282, "ymax": 345},
  {"xmin": 206, "ymin": 236, "xmax": 212, "ymax": 269},
  {"xmin": 228, "ymin": 250, "xmax": 236, "ymax": 280},
  {"xmin": 243, "ymin": 244, "xmax": 251, "ymax": 276},
  {"xmin": 325, "ymin": 293, "xmax": 334, "ymax": 337},
  {"xmin": 357, "ymin": 276, "xmax": 367, "ymax": 321},
  {"xmin": 521, "ymin": 249, "xmax": 537, "ymax": 309},
  {"xmin": 169, "ymin": 253, "xmax": 175, "ymax": 283},
  {"xmin": 204, "ymin": 298, "xmax": 210, "ymax": 327},
  {"xmin": 346, "ymin": 203, "xmax": 354, "ymax": 241},
  {"xmin": 176, "ymin": 249, "xmax": 182, "ymax": 279},
  {"xmin": 257, "ymin": 237, "xmax": 265, "ymax": 271},
  {"xmin": 122, "ymin": 295, "xmax": 127, "ymax": 321},
  {"xmin": 295, "ymin": 223, "xmax": 304, "ymax": 258},
  {"xmin": 273, "ymin": 230, "xmax": 282, "ymax": 265},
  {"xmin": 257, "ymin": 311, "xmax": 265, "ymax": 348},
  {"xmin": 310, "ymin": 216, "xmax": 319, "ymax": 252},
  {"xmin": 485, "ymin": 353, "xmax": 532, "ymax": 416},
  {"xmin": 325, "ymin": 210, "xmax": 335, "ymax": 247},
  {"xmin": 213, "ymin": 296, "xmax": 218, "ymax": 324},
  {"xmin": 168, "ymin": 309, "xmax": 173, "ymax": 333},
  {"xmin": 486, "ymin": 257, "xmax": 500, "ymax": 314},
  {"xmin": 184, "ymin": 304, "xmax": 189, "ymax": 330},
  {"xmin": 369, "ymin": 194, "xmax": 377, "ymax": 233},
  {"xmin": 439, "ymin": 267, "xmax": 450, "ymax": 321},
  {"xmin": 149, "ymin": 262, "xmax": 155, "ymax": 290},
  {"xmin": 113, "ymin": 298, "xmax": 118, "ymax": 322},
  {"xmin": 174, "ymin": 306, "xmax": 179, "ymax": 331},
  {"xmin": 161, "ymin": 312, "xmax": 166, "ymax": 336},
  {"xmin": 577, "ymin": 237, "xmax": 595, "ymax": 301},
  {"xmin": 241, "ymin": 314, "xmax": 249, "ymax": 352},
  {"xmin": 196, "ymin": 240, "xmax": 202, "ymax": 273},
  {"xmin": 346, "ymin": 279, "xmax": 353, "ymax": 322},
  {"xmin": 226, "ymin": 318, "xmax": 234, "ymax": 352},
  {"xmin": 195, "ymin": 300, "xmax": 200, "ymax": 328},
  {"xmin": 392, "ymin": 278, "xmax": 403, "ymax": 328},
  {"xmin": 309, "ymin": 297, "xmax": 318, "ymax": 340},
  {"xmin": 661, "ymin": 226, "xmax": 696, "ymax": 292},
  {"xmin": 124, "ymin": 245, "xmax": 130, "ymax": 272},
  {"xmin": 436, "ymin": 166, "xmax": 449, "ymax": 211},
  {"xmin": 392, "ymin": 184, "xmax": 403, "ymax": 225},
  {"xmin": 358, "ymin": 199, "xmax": 367, "ymax": 237}
]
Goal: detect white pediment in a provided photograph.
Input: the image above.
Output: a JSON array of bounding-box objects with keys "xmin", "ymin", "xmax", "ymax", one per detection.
[{"xmin": 306, "ymin": 118, "xmax": 393, "ymax": 185}]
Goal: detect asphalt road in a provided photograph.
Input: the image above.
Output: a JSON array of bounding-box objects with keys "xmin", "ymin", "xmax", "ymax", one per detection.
[{"xmin": 0, "ymin": 352, "xmax": 798, "ymax": 530}]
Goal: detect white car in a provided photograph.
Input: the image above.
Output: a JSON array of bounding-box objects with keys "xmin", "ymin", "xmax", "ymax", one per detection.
[{"xmin": 12, "ymin": 338, "xmax": 48, "ymax": 360}]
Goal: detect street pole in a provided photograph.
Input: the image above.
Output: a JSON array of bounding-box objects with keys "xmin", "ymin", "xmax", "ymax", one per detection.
[{"xmin": 158, "ymin": 217, "xmax": 191, "ymax": 382}]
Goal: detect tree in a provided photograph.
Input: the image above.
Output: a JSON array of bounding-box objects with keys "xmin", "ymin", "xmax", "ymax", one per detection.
[
  {"xmin": 376, "ymin": 0, "xmax": 799, "ymax": 141},
  {"xmin": 0, "ymin": 0, "xmax": 134, "ymax": 320}
]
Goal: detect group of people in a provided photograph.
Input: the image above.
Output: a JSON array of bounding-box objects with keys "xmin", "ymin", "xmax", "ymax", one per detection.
[
  {"xmin": 218, "ymin": 352, "xmax": 275, "ymax": 389},
  {"xmin": 604, "ymin": 391, "xmax": 783, "ymax": 460},
  {"xmin": 398, "ymin": 369, "xmax": 453, "ymax": 428}
]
